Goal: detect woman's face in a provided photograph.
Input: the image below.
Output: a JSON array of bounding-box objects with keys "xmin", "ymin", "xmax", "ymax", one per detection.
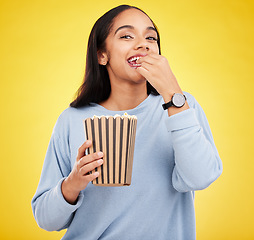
[{"xmin": 100, "ymin": 8, "xmax": 159, "ymax": 85}]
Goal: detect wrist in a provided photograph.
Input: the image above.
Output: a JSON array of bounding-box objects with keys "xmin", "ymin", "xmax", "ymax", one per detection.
[
  {"xmin": 161, "ymin": 92, "xmax": 189, "ymax": 116},
  {"xmin": 161, "ymin": 91, "xmax": 183, "ymax": 104},
  {"xmin": 166, "ymin": 102, "xmax": 189, "ymax": 116},
  {"xmin": 61, "ymin": 177, "xmax": 80, "ymax": 205}
]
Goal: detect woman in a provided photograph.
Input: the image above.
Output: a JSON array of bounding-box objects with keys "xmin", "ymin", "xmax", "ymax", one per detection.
[{"xmin": 32, "ymin": 5, "xmax": 222, "ymax": 240}]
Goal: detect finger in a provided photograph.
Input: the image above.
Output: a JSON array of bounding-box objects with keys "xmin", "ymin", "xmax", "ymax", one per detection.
[
  {"xmin": 137, "ymin": 53, "xmax": 161, "ymax": 63},
  {"xmin": 136, "ymin": 66, "xmax": 150, "ymax": 79},
  {"xmin": 147, "ymin": 52, "xmax": 161, "ymax": 59},
  {"xmin": 80, "ymin": 159, "xmax": 103, "ymax": 176},
  {"xmin": 78, "ymin": 151, "xmax": 104, "ymax": 167},
  {"xmin": 137, "ymin": 55, "xmax": 157, "ymax": 65},
  {"xmin": 138, "ymin": 62, "xmax": 153, "ymax": 72},
  {"xmin": 84, "ymin": 171, "xmax": 100, "ymax": 182},
  {"xmin": 136, "ymin": 54, "xmax": 168, "ymax": 66},
  {"xmin": 76, "ymin": 140, "xmax": 92, "ymax": 160}
]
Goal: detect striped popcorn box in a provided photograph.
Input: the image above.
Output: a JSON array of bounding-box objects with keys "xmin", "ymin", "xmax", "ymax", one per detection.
[{"xmin": 83, "ymin": 113, "xmax": 137, "ymax": 186}]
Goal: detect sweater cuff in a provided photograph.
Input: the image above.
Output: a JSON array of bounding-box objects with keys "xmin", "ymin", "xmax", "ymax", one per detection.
[
  {"xmin": 165, "ymin": 108, "xmax": 199, "ymax": 132},
  {"xmin": 54, "ymin": 178, "xmax": 84, "ymax": 212}
]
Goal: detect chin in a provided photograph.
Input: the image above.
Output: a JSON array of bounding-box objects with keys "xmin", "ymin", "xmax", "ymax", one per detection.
[
  {"xmin": 129, "ymin": 71, "xmax": 146, "ymax": 83},
  {"xmin": 129, "ymin": 77, "xmax": 146, "ymax": 85}
]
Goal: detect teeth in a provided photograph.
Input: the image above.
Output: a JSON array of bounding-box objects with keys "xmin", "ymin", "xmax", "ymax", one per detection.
[{"xmin": 128, "ymin": 56, "xmax": 141, "ymax": 62}]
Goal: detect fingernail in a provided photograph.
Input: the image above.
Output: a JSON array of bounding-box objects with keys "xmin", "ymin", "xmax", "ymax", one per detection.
[
  {"xmin": 97, "ymin": 152, "xmax": 103, "ymax": 157},
  {"xmin": 94, "ymin": 172, "xmax": 99, "ymax": 177},
  {"xmin": 97, "ymin": 159, "xmax": 103, "ymax": 164},
  {"xmin": 86, "ymin": 140, "xmax": 92, "ymax": 145}
]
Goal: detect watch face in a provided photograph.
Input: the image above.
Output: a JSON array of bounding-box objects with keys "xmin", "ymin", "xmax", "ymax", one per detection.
[{"xmin": 172, "ymin": 93, "xmax": 186, "ymax": 107}]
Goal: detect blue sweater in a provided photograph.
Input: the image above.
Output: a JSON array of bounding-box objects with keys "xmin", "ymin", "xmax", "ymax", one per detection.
[{"xmin": 32, "ymin": 92, "xmax": 222, "ymax": 240}]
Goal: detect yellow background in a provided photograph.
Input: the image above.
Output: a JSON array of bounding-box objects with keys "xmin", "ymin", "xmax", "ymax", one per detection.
[{"xmin": 0, "ymin": 0, "xmax": 253, "ymax": 239}]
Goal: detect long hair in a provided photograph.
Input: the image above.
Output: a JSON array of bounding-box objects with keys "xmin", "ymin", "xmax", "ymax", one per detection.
[{"xmin": 70, "ymin": 5, "xmax": 161, "ymax": 108}]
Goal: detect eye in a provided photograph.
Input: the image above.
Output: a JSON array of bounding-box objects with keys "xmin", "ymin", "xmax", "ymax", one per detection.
[
  {"xmin": 120, "ymin": 35, "xmax": 133, "ymax": 39},
  {"xmin": 146, "ymin": 36, "xmax": 158, "ymax": 41}
]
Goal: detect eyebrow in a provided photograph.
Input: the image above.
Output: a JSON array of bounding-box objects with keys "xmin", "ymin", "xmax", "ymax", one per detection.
[{"xmin": 114, "ymin": 25, "xmax": 157, "ymax": 35}]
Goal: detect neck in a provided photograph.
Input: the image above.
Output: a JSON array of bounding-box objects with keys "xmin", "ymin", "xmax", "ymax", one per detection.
[{"xmin": 100, "ymin": 81, "xmax": 148, "ymax": 111}]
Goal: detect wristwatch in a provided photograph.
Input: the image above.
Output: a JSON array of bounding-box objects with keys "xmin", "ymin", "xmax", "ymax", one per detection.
[{"xmin": 162, "ymin": 93, "xmax": 186, "ymax": 110}]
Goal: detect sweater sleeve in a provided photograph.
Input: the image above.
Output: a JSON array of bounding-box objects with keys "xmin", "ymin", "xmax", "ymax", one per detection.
[
  {"xmin": 31, "ymin": 117, "xmax": 84, "ymax": 231},
  {"xmin": 165, "ymin": 94, "xmax": 223, "ymax": 192}
]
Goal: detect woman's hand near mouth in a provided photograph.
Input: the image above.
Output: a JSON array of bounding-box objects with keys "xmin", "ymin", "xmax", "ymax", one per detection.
[
  {"xmin": 136, "ymin": 53, "xmax": 189, "ymax": 115},
  {"xmin": 136, "ymin": 53, "xmax": 185, "ymax": 101}
]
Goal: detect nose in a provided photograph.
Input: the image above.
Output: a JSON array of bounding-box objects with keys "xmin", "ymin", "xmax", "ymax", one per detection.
[{"xmin": 135, "ymin": 38, "xmax": 149, "ymax": 51}]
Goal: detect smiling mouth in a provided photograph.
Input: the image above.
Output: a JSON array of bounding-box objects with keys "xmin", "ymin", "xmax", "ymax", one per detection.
[{"xmin": 127, "ymin": 56, "xmax": 142, "ymax": 68}]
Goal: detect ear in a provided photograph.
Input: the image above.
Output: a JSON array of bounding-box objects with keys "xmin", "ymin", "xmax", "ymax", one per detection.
[{"xmin": 97, "ymin": 50, "xmax": 108, "ymax": 66}]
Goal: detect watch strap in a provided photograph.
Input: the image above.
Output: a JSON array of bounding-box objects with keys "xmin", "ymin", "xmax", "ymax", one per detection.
[{"xmin": 162, "ymin": 101, "xmax": 174, "ymax": 110}]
